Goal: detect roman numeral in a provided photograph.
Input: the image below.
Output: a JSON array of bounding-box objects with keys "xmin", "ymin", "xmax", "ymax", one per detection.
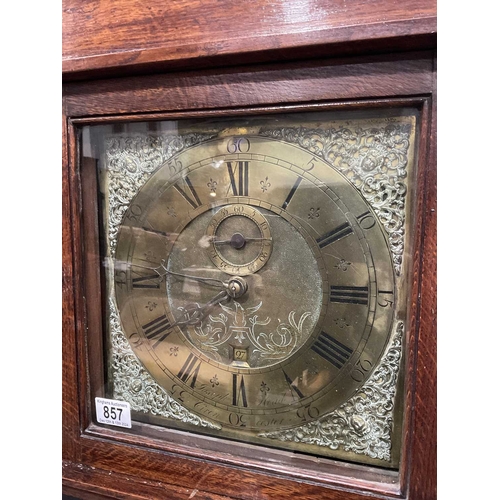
[
  {"xmin": 283, "ymin": 370, "xmax": 304, "ymax": 400},
  {"xmin": 132, "ymin": 274, "xmax": 160, "ymax": 289},
  {"xmin": 232, "ymin": 374, "xmax": 248, "ymax": 407},
  {"xmin": 311, "ymin": 331, "xmax": 353, "ymax": 369},
  {"xmin": 316, "ymin": 222, "xmax": 353, "ymax": 248},
  {"xmin": 316, "ymin": 211, "xmax": 377, "ymax": 248},
  {"xmin": 281, "ymin": 176, "xmax": 303, "ymax": 209},
  {"xmin": 227, "ymin": 161, "xmax": 249, "ymax": 196},
  {"xmin": 142, "ymin": 315, "xmax": 172, "ymax": 348},
  {"xmin": 174, "ymin": 176, "xmax": 202, "ymax": 208},
  {"xmin": 330, "ymin": 285, "xmax": 369, "ymax": 305},
  {"xmin": 177, "ymin": 353, "xmax": 202, "ymax": 388}
]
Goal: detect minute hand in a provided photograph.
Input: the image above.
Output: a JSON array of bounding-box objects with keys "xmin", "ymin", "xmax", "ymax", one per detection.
[
  {"xmin": 133, "ymin": 261, "xmax": 248, "ymax": 298},
  {"xmin": 133, "ymin": 260, "xmax": 227, "ymax": 289}
]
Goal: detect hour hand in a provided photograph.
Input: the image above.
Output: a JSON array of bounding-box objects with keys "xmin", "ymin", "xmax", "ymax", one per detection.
[
  {"xmin": 144, "ymin": 296, "xmax": 229, "ymax": 350},
  {"xmin": 176, "ymin": 277, "xmax": 248, "ymax": 326},
  {"xmin": 171, "ymin": 277, "xmax": 248, "ymax": 328}
]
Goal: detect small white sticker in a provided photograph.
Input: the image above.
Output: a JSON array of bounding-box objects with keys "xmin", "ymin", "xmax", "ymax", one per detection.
[{"xmin": 95, "ymin": 397, "xmax": 132, "ymax": 428}]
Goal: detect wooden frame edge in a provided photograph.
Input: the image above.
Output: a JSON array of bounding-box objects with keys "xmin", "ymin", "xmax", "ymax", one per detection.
[{"xmin": 62, "ymin": 55, "xmax": 437, "ymax": 499}]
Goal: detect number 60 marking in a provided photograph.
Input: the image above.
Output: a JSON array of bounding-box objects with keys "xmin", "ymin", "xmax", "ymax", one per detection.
[{"xmin": 227, "ymin": 137, "xmax": 251, "ymax": 153}]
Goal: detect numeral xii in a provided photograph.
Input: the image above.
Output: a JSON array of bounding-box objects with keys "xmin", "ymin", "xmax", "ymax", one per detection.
[{"xmin": 227, "ymin": 161, "xmax": 249, "ymax": 196}]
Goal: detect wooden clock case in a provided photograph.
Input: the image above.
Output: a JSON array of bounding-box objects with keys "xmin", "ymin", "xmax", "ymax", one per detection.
[{"xmin": 62, "ymin": 2, "xmax": 436, "ymax": 499}]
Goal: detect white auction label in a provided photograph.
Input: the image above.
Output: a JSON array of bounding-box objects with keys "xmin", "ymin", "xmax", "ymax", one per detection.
[{"xmin": 95, "ymin": 397, "xmax": 132, "ymax": 428}]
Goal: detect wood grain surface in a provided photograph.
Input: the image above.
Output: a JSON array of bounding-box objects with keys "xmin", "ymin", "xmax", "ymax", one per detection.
[{"xmin": 62, "ymin": 0, "xmax": 436, "ymax": 79}]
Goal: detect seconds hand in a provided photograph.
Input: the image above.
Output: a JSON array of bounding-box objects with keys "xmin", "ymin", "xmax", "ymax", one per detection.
[{"xmin": 211, "ymin": 232, "xmax": 272, "ymax": 249}]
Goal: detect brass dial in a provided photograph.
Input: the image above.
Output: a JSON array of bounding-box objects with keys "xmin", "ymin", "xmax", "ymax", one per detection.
[{"xmin": 114, "ymin": 134, "xmax": 395, "ymax": 432}]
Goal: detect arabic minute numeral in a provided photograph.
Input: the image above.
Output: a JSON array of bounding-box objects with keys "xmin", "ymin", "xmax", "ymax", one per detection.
[
  {"xmin": 377, "ymin": 290, "xmax": 394, "ymax": 307},
  {"xmin": 127, "ymin": 332, "xmax": 143, "ymax": 347},
  {"xmin": 226, "ymin": 137, "xmax": 251, "ymax": 153},
  {"xmin": 127, "ymin": 204, "xmax": 143, "ymax": 222},
  {"xmin": 228, "ymin": 412, "xmax": 247, "ymax": 427},
  {"xmin": 350, "ymin": 358, "xmax": 373, "ymax": 382},
  {"xmin": 303, "ymin": 157, "xmax": 316, "ymax": 171},
  {"xmin": 167, "ymin": 158, "xmax": 183, "ymax": 175},
  {"xmin": 296, "ymin": 404, "xmax": 319, "ymax": 423},
  {"xmin": 357, "ymin": 211, "xmax": 376, "ymax": 230}
]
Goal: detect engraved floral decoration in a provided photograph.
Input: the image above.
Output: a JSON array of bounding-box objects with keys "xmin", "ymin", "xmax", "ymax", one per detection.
[
  {"xmin": 109, "ymin": 298, "xmax": 221, "ymax": 429},
  {"xmin": 207, "ymin": 178, "xmax": 218, "ymax": 193},
  {"xmin": 187, "ymin": 300, "xmax": 311, "ymax": 363},
  {"xmin": 308, "ymin": 207, "xmax": 320, "ymax": 219},
  {"xmin": 260, "ymin": 177, "xmax": 271, "ymax": 192},
  {"xmin": 335, "ymin": 259, "xmax": 351, "ymax": 272},
  {"xmin": 210, "ymin": 374, "xmax": 219, "ymax": 388},
  {"xmin": 259, "ymin": 322, "xmax": 404, "ymax": 461},
  {"xmin": 145, "ymin": 301, "xmax": 157, "ymax": 311},
  {"xmin": 260, "ymin": 123, "xmax": 413, "ymax": 275},
  {"xmin": 106, "ymin": 132, "xmax": 217, "ymax": 256}
]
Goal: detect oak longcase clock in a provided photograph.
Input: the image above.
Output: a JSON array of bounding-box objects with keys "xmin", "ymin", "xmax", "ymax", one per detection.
[{"xmin": 63, "ymin": 51, "xmax": 436, "ymax": 500}]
